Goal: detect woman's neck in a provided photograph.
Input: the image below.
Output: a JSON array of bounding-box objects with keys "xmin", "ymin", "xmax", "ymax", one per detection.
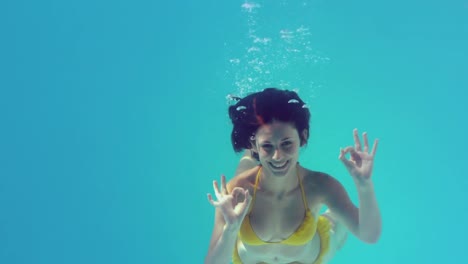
[{"xmin": 258, "ymin": 164, "xmax": 302, "ymax": 197}]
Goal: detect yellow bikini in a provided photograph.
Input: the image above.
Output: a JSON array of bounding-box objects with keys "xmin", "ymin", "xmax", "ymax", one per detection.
[{"xmin": 233, "ymin": 166, "xmax": 331, "ymax": 264}]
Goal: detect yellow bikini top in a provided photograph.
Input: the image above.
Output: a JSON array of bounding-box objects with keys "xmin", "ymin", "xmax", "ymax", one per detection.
[{"xmin": 238, "ymin": 166, "xmax": 317, "ymax": 246}]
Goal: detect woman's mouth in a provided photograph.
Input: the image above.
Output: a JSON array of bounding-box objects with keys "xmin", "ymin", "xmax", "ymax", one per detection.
[{"xmin": 269, "ymin": 160, "xmax": 290, "ymax": 171}]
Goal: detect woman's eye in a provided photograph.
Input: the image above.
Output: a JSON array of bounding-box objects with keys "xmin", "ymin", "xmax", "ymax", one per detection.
[
  {"xmin": 282, "ymin": 141, "xmax": 292, "ymax": 147},
  {"xmin": 262, "ymin": 145, "xmax": 273, "ymax": 151}
]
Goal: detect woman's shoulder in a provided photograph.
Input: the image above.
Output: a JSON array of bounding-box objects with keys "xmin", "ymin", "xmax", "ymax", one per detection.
[
  {"xmin": 300, "ymin": 167, "xmax": 343, "ymax": 206},
  {"xmin": 227, "ymin": 165, "xmax": 260, "ymax": 193},
  {"xmin": 301, "ymin": 166, "xmax": 340, "ymax": 193}
]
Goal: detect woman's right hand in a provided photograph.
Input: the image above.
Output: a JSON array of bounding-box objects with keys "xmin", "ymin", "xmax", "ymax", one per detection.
[{"xmin": 207, "ymin": 175, "xmax": 252, "ymax": 230}]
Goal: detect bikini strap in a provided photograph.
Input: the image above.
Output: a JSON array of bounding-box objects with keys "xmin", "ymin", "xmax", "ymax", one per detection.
[
  {"xmin": 297, "ymin": 168, "xmax": 310, "ymax": 210},
  {"xmin": 247, "ymin": 166, "xmax": 262, "ymax": 214}
]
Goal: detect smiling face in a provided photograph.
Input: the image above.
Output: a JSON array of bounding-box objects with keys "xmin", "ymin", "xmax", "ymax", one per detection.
[{"xmin": 252, "ymin": 120, "xmax": 307, "ymax": 177}]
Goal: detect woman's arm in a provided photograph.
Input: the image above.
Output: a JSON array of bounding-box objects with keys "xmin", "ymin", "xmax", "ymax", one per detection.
[
  {"xmin": 354, "ymin": 179, "xmax": 381, "ymax": 243},
  {"xmin": 323, "ymin": 129, "xmax": 381, "ymax": 243},
  {"xmin": 205, "ymin": 150, "xmax": 258, "ymax": 263},
  {"xmin": 205, "ymin": 178, "xmax": 252, "ymax": 264},
  {"xmin": 204, "ymin": 208, "xmax": 241, "ymax": 264},
  {"xmin": 322, "ymin": 175, "xmax": 381, "ymax": 244}
]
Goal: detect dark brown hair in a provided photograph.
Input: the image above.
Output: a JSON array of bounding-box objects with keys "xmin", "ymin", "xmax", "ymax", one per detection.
[{"xmin": 228, "ymin": 88, "xmax": 311, "ymax": 153}]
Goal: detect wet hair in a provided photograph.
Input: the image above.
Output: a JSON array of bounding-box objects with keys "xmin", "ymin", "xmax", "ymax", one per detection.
[{"xmin": 228, "ymin": 88, "xmax": 311, "ymax": 154}]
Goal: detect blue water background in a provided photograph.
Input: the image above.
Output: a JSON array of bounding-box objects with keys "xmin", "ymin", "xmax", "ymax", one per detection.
[{"xmin": 1, "ymin": 0, "xmax": 467, "ymax": 263}]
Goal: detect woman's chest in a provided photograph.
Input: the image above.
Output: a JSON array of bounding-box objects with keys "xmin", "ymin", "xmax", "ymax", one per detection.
[{"xmin": 249, "ymin": 192, "xmax": 321, "ymax": 242}]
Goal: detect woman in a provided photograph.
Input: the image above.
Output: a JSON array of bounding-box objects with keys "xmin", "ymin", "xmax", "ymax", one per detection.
[{"xmin": 205, "ymin": 88, "xmax": 381, "ymax": 264}]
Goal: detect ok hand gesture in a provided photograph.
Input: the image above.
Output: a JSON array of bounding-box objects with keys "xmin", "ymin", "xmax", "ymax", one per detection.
[
  {"xmin": 339, "ymin": 129, "xmax": 379, "ymax": 184},
  {"xmin": 207, "ymin": 175, "xmax": 252, "ymax": 229}
]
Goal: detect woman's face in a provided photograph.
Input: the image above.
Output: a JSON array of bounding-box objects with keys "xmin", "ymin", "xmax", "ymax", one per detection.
[{"xmin": 253, "ymin": 120, "xmax": 304, "ymax": 177}]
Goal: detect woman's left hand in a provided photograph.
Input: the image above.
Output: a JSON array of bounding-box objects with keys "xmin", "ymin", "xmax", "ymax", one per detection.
[{"xmin": 339, "ymin": 129, "xmax": 379, "ymax": 184}]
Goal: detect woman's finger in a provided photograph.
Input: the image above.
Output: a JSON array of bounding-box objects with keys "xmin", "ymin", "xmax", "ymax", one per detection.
[
  {"xmin": 363, "ymin": 132, "xmax": 369, "ymax": 153},
  {"xmin": 231, "ymin": 187, "xmax": 248, "ymax": 208},
  {"xmin": 353, "ymin": 129, "xmax": 362, "ymax": 151},
  {"xmin": 371, "ymin": 139, "xmax": 379, "ymax": 157},
  {"xmin": 338, "ymin": 147, "xmax": 344, "ymax": 159},
  {"xmin": 221, "ymin": 174, "xmax": 228, "ymax": 194},
  {"xmin": 340, "ymin": 154, "xmax": 355, "ymax": 171},
  {"xmin": 338, "ymin": 146, "xmax": 352, "ymax": 159},
  {"xmin": 339, "ymin": 147, "xmax": 356, "ymax": 170},
  {"xmin": 342, "ymin": 146, "xmax": 361, "ymax": 161},
  {"xmin": 207, "ymin": 193, "xmax": 219, "ymax": 207},
  {"xmin": 213, "ymin": 180, "xmax": 222, "ymax": 200},
  {"xmin": 340, "ymin": 146, "xmax": 354, "ymax": 157},
  {"xmin": 231, "ymin": 187, "xmax": 245, "ymax": 197}
]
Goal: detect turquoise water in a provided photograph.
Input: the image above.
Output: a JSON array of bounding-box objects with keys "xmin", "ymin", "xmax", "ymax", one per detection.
[{"xmin": 1, "ymin": 0, "xmax": 467, "ymax": 263}]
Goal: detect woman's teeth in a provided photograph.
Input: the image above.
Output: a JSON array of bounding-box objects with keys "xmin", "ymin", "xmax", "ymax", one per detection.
[{"xmin": 270, "ymin": 161, "xmax": 289, "ymax": 169}]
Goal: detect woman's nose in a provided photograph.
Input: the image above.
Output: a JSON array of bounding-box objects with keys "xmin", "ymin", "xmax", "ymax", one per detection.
[{"xmin": 272, "ymin": 149, "xmax": 283, "ymax": 160}]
